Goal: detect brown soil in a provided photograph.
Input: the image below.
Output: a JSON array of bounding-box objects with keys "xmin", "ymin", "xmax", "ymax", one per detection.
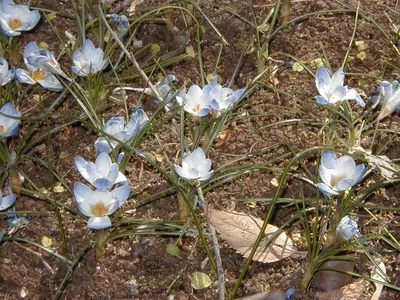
[{"xmin": 1, "ymin": 0, "xmax": 400, "ymax": 299}]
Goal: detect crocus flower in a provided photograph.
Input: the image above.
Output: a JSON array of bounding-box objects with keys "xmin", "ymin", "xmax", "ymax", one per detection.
[
  {"xmin": 73, "ymin": 182, "xmax": 131, "ymax": 229},
  {"xmin": 369, "ymin": 80, "xmax": 400, "ymax": 124},
  {"xmin": 176, "ymin": 84, "xmax": 212, "ymax": 117},
  {"xmin": 0, "ymin": 102, "xmax": 21, "ymax": 137},
  {"xmin": 27, "ymin": 49, "xmax": 69, "ymax": 79},
  {"xmin": 336, "ymin": 215, "xmax": 361, "ymax": 242},
  {"xmin": 0, "ymin": 57, "xmax": 14, "ymax": 86},
  {"xmin": 75, "ymin": 152, "xmax": 127, "ymax": 189},
  {"xmin": 94, "ymin": 107, "xmax": 148, "ymax": 153},
  {"xmin": 0, "ymin": 185, "xmax": 16, "ymax": 210},
  {"xmin": 16, "ymin": 42, "xmax": 63, "ymax": 91},
  {"xmin": 315, "ymin": 66, "xmax": 365, "ymax": 107},
  {"xmin": 0, "ymin": 0, "xmax": 40, "ymax": 37},
  {"xmin": 109, "ymin": 14, "xmax": 129, "ymax": 38},
  {"xmin": 174, "ymin": 148, "xmax": 214, "ymax": 181},
  {"xmin": 317, "ymin": 151, "xmax": 365, "ymax": 196},
  {"xmin": 209, "ymin": 77, "xmax": 245, "ymax": 111},
  {"xmin": 71, "ymin": 39, "xmax": 109, "ymax": 77}
]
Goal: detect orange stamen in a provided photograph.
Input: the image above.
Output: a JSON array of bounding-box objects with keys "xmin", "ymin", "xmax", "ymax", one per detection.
[
  {"xmin": 91, "ymin": 203, "xmax": 106, "ymax": 217},
  {"xmin": 9, "ymin": 18, "xmax": 22, "ymax": 30},
  {"xmin": 31, "ymin": 68, "xmax": 47, "ymax": 82},
  {"xmin": 194, "ymin": 103, "xmax": 201, "ymax": 112}
]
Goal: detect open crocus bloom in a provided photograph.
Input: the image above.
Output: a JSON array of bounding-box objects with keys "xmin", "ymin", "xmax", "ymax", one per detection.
[
  {"xmin": 0, "ymin": 57, "xmax": 14, "ymax": 86},
  {"xmin": 0, "ymin": 186, "xmax": 16, "ymax": 210},
  {"xmin": 16, "ymin": 42, "xmax": 63, "ymax": 91},
  {"xmin": 75, "ymin": 152, "xmax": 127, "ymax": 189},
  {"xmin": 73, "ymin": 182, "xmax": 131, "ymax": 229},
  {"xmin": 315, "ymin": 66, "xmax": 364, "ymax": 107},
  {"xmin": 176, "ymin": 84, "xmax": 212, "ymax": 117},
  {"xmin": 369, "ymin": 80, "xmax": 400, "ymax": 124},
  {"xmin": 336, "ymin": 215, "xmax": 361, "ymax": 242},
  {"xmin": 27, "ymin": 49, "xmax": 69, "ymax": 79},
  {"xmin": 317, "ymin": 151, "xmax": 365, "ymax": 196},
  {"xmin": 71, "ymin": 39, "xmax": 109, "ymax": 76},
  {"xmin": 94, "ymin": 108, "xmax": 148, "ymax": 153},
  {"xmin": 174, "ymin": 148, "xmax": 214, "ymax": 181},
  {"xmin": 208, "ymin": 77, "xmax": 245, "ymax": 111},
  {"xmin": 0, "ymin": 0, "xmax": 40, "ymax": 36},
  {"xmin": 0, "ymin": 102, "xmax": 21, "ymax": 137}
]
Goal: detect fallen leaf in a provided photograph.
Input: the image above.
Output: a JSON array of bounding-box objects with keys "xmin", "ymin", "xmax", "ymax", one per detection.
[
  {"xmin": 191, "ymin": 271, "xmax": 212, "ymax": 289},
  {"xmin": 315, "ymin": 278, "xmax": 370, "ymax": 300},
  {"xmin": 42, "ymin": 236, "xmax": 53, "ymax": 248},
  {"xmin": 208, "ymin": 209, "xmax": 296, "ymax": 263},
  {"xmin": 371, "ymin": 260, "xmax": 386, "ymax": 300},
  {"xmin": 166, "ymin": 243, "xmax": 180, "ymax": 257}
]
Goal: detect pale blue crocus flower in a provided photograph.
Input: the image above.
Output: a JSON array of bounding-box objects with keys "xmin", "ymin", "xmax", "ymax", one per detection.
[
  {"xmin": 0, "ymin": 57, "xmax": 14, "ymax": 86},
  {"xmin": 94, "ymin": 107, "xmax": 148, "ymax": 153},
  {"xmin": 176, "ymin": 84, "xmax": 212, "ymax": 117},
  {"xmin": 73, "ymin": 182, "xmax": 131, "ymax": 230},
  {"xmin": 0, "ymin": 102, "xmax": 21, "ymax": 137},
  {"xmin": 15, "ymin": 42, "xmax": 63, "ymax": 91},
  {"xmin": 369, "ymin": 80, "xmax": 400, "ymax": 124},
  {"xmin": 208, "ymin": 77, "xmax": 245, "ymax": 111},
  {"xmin": 0, "ymin": 0, "xmax": 40, "ymax": 36},
  {"xmin": 27, "ymin": 49, "xmax": 69, "ymax": 79},
  {"xmin": 71, "ymin": 39, "xmax": 109, "ymax": 77},
  {"xmin": 317, "ymin": 151, "xmax": 365, "ymax": 196},
  {"xmin": 336, "ymin": 215, "xmax": 361, "ymax": 242},
  {"xmin": 109, "ymin": 14, "xmax": 129, "ymax": 38},
  {"xmin": 75, "ymin": 152, "xmax": 127, "ymax": 189},
  {"xmin": 174, "ymin": 148, "xmax": 214, "ymax": 181},
  {"xmin": 315, "ymin": 66, "xmax": 364, "ymax": 107},
  {"xmin": 0, "ymin": 185, "xmax": 16, "ymax": 210}
]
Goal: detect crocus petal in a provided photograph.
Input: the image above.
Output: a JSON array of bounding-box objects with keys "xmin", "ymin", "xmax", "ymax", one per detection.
[
  {"xmin": 87, "ymin": 216, "xmax": 112, "ymax": 229},
  {"xmin": 316, "ymin": 182, "xmax": 339, "ymax": 196},
  {"xmin": 353, "ymin": 164, "xmax": 366, "ymax": 184},
  {"xmin": 0, "ymin": 194, "xmax": 16, "ymax": 210},
  {"xmin": 37, "ymin": 74, "xmax": 63, "ymax": 91},
  {"xmin": 94, "ymin": 137, "xmax": 113, "ymax": 153},
  {"xmin": 111, "ymin": 184, "xmax": 131, "ymax": 207},
  {"xmin": 329, "ymin": 68, "xmax": 345, "ymax": 92},
  {"xmin": 174, "ymin": 165, "xmax": 187, "ymax": 178},
  {"xmin": 346, "ymin": 89, "xmax": 365, "ymax": 106},
  {"xmin": 321, "ymin": 151, "xmax": 337, "ymax": 169},
  {"xmin": 15, "ymin": 68, "xmax": 36, "ymax": 85},
  {"xmin": 315, "ymin": 66, "xmax": 331, "ymax": 98},
  {"xmin": 335, "ymin": 178, "xmax": 356, "ymax": 191},
  {"xmin": 73, "ymin": 182, "xmax": 92, "ymax": 204},
  {"xmin": 315, "ymin": 96, "xmax": 330, "ymax": 105},
  {"xmin": 175, "ymin": 90, "xmax": 186, "ymax": 106},
  {"xmin": 92, "ymin": 178, "xmax": 113, "ymax": 189},
  {"xmin": 74, "ymin": 157, "xmax": 90, "ymax": 182},
  {"xmin": 190, "ymin": 107, "xmax": 210, "ymax": 117},
  {"xmin": 199, "ymin": 171, "xmax": 214, "ymax": 182}
]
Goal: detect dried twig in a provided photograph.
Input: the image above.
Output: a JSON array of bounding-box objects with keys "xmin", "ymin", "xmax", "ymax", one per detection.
[{"xmin": 14, "ymin": 241, "xmax": 54, "ymax": 274}]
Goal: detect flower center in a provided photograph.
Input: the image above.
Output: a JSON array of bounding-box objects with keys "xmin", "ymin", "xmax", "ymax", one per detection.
[
  {"xmin": 0, "ymin": 125, "xmax": 4, "ymax": 132},
  {"xmin": 31, "ymin": 68, "xmax": 47, "ymax": 82},
  {"xmin": 9, "ymin": 18, "xmax": 22, "ymax": 30},
  {"xmin": 194, "ymin": 103, "xmax": 201, "ymax": 112},
  {"xmin": 330, "ymin": 175, "xmax": 345, "ymax": 187},
  {"xmin": 91, "ymin": 203, "xmax": 107, "ymax": 217}
]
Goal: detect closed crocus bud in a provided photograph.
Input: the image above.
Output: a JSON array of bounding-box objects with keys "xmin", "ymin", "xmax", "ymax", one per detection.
[
  {"xmin": 0, "ymin": 102, "xmax": 21, "ymax": 137},
  {"xmin": 174, "ymin": 148, "xmax": 214, "ymax": 182},
  {"xmin": 0, "ymin": 0, "xmax": 40, "ymax": 37},
  {"xmin": 0, "ymin": 184, "xmax": 16, "ymax": 211},
  {"xmin": 369, "ymin": 80, "xmax": 400, "ymax": 124},
  {"xmin": 316, "ymin": 151, "xmax": 365, "ymax": 196},
  {"xmin": 71, "ymin": 39, "xmax": 109, "ymax": 77},
  {"xmin": 315, "ymin": 66, "xmax": 364, "ymax": 107},
  {"xmin": 336, "ymin": 215, "xmax": 361, "ymax": 242}
]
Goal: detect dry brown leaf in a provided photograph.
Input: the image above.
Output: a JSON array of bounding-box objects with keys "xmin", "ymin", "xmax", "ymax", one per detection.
[
  {"xmin": 315, "ymin": 278, "xmax": 371, "ymax": 300},
  {"xmin": 208, "ymin": 209, "xmax": 296, "ymax": 263}
]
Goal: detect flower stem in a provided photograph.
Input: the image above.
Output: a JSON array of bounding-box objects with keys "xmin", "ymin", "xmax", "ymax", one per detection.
[{"xmin": 95, "ymin": 229, "xmax": 107, "ymax": 258}]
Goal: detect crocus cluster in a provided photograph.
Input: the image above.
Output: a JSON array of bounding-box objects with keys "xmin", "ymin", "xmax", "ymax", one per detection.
[
  {"xmin": 74, "ymin": 152, "xmax": 131, "ymax": 230},
  {"xmin": 176, "ymin": 77, "xmax": 245, "ymax": 117}
]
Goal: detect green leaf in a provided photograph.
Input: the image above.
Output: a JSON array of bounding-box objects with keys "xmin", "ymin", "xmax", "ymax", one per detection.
[{"xmin": 166, "ymin": 243, "xmax": 180, "ymax": 257}]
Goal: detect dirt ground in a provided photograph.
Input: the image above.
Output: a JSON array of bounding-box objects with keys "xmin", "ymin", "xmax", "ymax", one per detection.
[{"xmin": 1, "ymin": 0, "xmax": 400, "ymax": 299}]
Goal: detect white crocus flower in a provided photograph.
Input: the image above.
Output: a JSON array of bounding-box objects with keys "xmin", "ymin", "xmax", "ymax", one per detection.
[
  {"xmin": 0, "ymin": 0, "xmax": 40, "ymax": 37},
  {"xmin": 0, "ymin": 185, "xmax": 16, "ymax": 210},
  {"xmin": 336, "ymin": 215, "xmax": 361, "ymax": 242},
  {"xmin": 174, "ymin": 148, "xmax": 214, "ymax": 181},
  {"xmin": 73, "ymin": 182, "xmax": 131, "ymax": 230},
  {"xmin": 208, "ymin": 77, "xmax": 245, "ymax": 111},
  {"xmin": 0, "ymin": 57, "xmax": 14, "ymax": 86},
  {"xmin": 71, "ymin": 39, "xmax": 109, "ymax": 77},
  {"xmin": 315, "ymin": 66, "xmax": 364, "ymax": 107},
  {"xmin": 0, "ymin": 102, "xmax": 21, "ymax": 137},
  {"xmin": 94, "ymin": 107, "xmax": 148, "ymax": 153},
  {"xmin": 369, "ymin": 80, "xmax": 400, "ymax": 124},
  {"xmin": 317, "ymin": 151, "xmax": 365, "ymax": 196},
  {"xmin": 15, "ymin": 42, "xmax": 63, "ymax": 91},
  {"xmin": 176, "ymin": 84, "xmax": 212, "ymax": 117},
  {"xmin": 75, "ymin": 152, "xmax": 127, "ymax": 189}
]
